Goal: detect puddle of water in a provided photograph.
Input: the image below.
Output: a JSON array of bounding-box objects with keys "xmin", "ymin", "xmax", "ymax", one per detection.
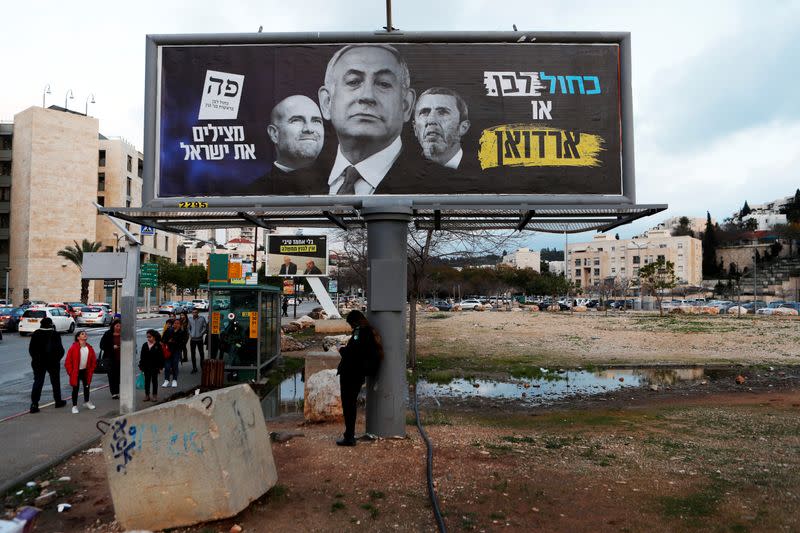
[
  {"xmin": 262, "ymin": 373, "xmax": 305, "ymax": 419},
  {"xmin": 418, "ymin": 367, "xmax": 729, "ymax": 404}
]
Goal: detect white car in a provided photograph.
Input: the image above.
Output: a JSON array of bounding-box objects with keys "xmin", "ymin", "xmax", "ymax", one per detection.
[
  {"xmin": 18, "ymin": 307, "xmax": 76, "ymax": 336},
  {"xmin": 458, "ymin": 299, "xmax": 483, "ymax": 310},
  {"xmin": 77, "ymin": 306, "xmax": 113, "ymax": 327},
  {"xmin": 191, "ymin": 299, "xmax": 209, "ymax": 311}
]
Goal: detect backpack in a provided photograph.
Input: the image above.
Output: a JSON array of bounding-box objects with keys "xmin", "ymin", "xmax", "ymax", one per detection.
[{"xmin": 161, "ymin": 342, "xmax": 171, "ymax": 360}]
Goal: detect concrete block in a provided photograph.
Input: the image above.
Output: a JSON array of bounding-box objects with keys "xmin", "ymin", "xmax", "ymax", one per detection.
[
  {"xmin": 314, "ymin": 319, "xmax": 352, "ymax": 334},
  {"xmin": 102, "ymin": 384, "xmax": 277, "ymax": 531},
  {"xmin": 304, "ymin": 369, "xmax": 343, "ymax": 423}
]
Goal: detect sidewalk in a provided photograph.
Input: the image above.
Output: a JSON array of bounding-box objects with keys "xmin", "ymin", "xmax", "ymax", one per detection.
[{"xmin": 0, "ymin": 361, "xmax": 202, "ymax": 495}]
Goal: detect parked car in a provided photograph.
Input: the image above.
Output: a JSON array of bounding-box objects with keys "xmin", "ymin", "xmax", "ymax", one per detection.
[
  {"xmin": 159, "ymin": 301, "xmax": 186, "ymax": 314},
  {"xmin": 430, "ymin": 299, "xmax": 452, "ymax": 311},
  {"xmin": 742, "ymin": 301, "xmax": 768, "ymax": 312},
  {"xmin": 18, "ymin": 307, "xmax": 75, "ymax": 335},
  {"xmin": 458, "ymin": 299, "xmax": 483, "ymax": 310},
  {"xmin": 0, "ymin": 307, "xmax": 25, "ymax": 331},
  {"xmin": 77, "ymin": 306, "xmax": 113, "ymax": 327},
  {"xmin": 779, "ymin": 302, "xmax": 800, "ymax": 312},
  {"xmin": 191, "ymin": 299, "xmax": 209, "ymax": 311}
]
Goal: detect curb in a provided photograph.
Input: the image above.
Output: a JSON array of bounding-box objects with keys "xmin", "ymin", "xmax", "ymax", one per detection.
[{"xmin": 0, "ymin": 435, "xmax": 101, "ymax": 496}]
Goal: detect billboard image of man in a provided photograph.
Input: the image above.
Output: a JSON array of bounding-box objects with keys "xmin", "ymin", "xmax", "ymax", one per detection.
[
  {"xmin": 303, "ymin": 260, "xmax": 323, "ymax": 275},
  {"xmin": 318, "ymin": 44, "xmax": 417, "ymax": 195},
  {"xmin": 267, "ymin": 95, "xmax": 324, "ymax": 174},
  {"xmin": 279, "ymin": 256, "xmax": 298, "ymax": 275},
  {"xmin": 413, "ymin": 88, "xmax": 470, "ymax": 169}
]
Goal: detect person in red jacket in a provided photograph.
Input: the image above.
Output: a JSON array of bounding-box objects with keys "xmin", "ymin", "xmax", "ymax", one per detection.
[{"xmin": 64, "ymin": 330, "xmax": 97, "ymax": 414}]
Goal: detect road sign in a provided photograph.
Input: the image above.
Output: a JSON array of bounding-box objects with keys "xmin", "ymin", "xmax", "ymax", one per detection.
[
  {"xmin": 140, "ymin": 263, "xmax": 159, "ymax": 288},
  {"xmin": 328, "ymin": 279, "xmax": 337, "ymax": 293},
  {"xmin": 140, "ymin": 226, "xmax": 156, "ymax": 235}
]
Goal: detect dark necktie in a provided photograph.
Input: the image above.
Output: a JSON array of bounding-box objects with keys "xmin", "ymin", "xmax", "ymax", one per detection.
[{"xmin": 336, "ymin": 165, "xmax": 362, "ymax": 195}]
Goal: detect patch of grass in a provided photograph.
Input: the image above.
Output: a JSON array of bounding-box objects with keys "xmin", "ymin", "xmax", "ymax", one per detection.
[
  {"xmin": 500, "ymin": 435, "xmax": 535, "ymax": 444},
  {"xmin": 267, "ymin": 484, "xmax": 288, "ymax": 502},
  {"xmin": 428, "ymin": 313, "xmax": 451, "ymax": 319},
  {"xmin": 485, "ymin": 442, "xmax": 514, "ymax": 455},
  {"xmin": 489, "ymin": 511, "xmax": 506, "ymax": 520},
  {"xmin": 425, "ymin": 369, "xmax": 459, "ymax": 385},
  {"xmin": 331, "ymin": 501, "xmax": 346, "ymax": 512},
  {"xmin": 461, "ymin": 512, "xmax": 479, "ymax": 530},
  {"xmin": 369, "ymin": 490, "xmax": 385, "ymax": 500},
  {"xmin": 660, "ymin": 477, "xmax": 728, "ymax": 522},
  {"xmin": 579, "ymin": 444, "xmax": 616, "ymax": 466},
  {"xmin": 543, "ymin": 436, "xmax": 572, "ymax": 449},
  {"xmin": 360, "ymin": 502, "xmax": 380, "ymax": 519},
  {"xmin": 491, "ymin": 479, "xmax": 509, "ymax": 492},
  {"xmin": 406, "ymin": 410, "xmax": 452, "ymax": 426}
]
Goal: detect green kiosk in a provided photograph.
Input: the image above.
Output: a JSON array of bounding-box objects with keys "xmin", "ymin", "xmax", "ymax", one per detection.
[{"xmin": 206, "ymin": 255, "xmax": 281, "ymax": 381}]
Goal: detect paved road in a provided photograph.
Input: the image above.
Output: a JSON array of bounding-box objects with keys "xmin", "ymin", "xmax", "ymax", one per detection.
[{"xmin": 0, "ymin": 316, "xmax": 172, "ymax": 420}]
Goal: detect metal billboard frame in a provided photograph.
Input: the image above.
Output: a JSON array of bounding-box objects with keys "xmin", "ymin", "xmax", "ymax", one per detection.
[{"xmin": 143, "ymin": 30, "xmax": 638, "ymax": 212}]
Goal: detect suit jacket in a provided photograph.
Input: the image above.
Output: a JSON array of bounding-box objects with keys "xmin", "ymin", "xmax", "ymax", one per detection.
[
  {"xmin": 369, "ymin": 145, "xmax": 483, "ymax": 195},
  {"xmin": 279, "ymin": 262, "xmax": 298, "ymax": 275},
  {"xmin": 237, "ymin": 163, "xmax": 328, "ymax": 196},
  {"xmin": 303, "ymin": 265, "xmax": 322, "ymax": 275}
]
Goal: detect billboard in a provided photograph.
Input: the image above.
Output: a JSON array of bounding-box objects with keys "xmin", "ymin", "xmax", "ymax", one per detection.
[
  {"xmin": 267, "ymin": 235, "xmax": 328, "ymax": 277},
  {"xmin": 146, "ymin": 33, "xmax": 632, "ymax": 203}
]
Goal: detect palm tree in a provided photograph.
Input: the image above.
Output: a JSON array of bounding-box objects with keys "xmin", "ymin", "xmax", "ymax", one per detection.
[{"xmin": 57, "ymin": 239, "xmax": 103, "ymax": 303}]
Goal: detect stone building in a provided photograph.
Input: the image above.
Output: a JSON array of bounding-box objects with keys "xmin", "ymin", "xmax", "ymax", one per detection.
[
  {"xmin": 500, "ymin": 248, "xmax": 541, "ymax": 272},
  {"xmin": 2, "ymin": 106, "xmax": 177, "ymax": 305},
  {"xmin": 566, "ymin": 230, "xmax": 703, "ymax": 289}
]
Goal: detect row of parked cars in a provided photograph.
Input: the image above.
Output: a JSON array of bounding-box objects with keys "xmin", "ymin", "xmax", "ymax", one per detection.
[
  {"xmin": 658, "ymin": 299, "xmax": 800, "ymax": 314},
  {"xmin": 158, "ymin": 299, "xmax": 209, "ymax": 314},
  {"xmin": 0, "ymin": 301, "xmax": 117, "ymax": 335}
]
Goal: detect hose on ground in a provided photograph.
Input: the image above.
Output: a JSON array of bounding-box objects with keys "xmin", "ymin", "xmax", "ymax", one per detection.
[{"xmin": 412, "ymin": 382, "xmax": 447, "ymax": 533}]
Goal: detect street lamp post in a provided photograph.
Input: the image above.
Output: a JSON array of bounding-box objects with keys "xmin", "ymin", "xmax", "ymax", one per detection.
[
  {"xmin": 85, "ymin": 93, "xmax": 96, "ymax": 116},
  {"xmin": 42, "ymin": 84, "xmax": 51, "ymax": 108},
  {"xmin": 629, "ymin": 241, "xmax": 647, "ymax": 310},
  {"xmin": 4, "ymin": 267, "xmax": 10, "ymax": 303},
  {"xmin": 64, "ymin": 89, "xmax": 74, "ymax": 111}
]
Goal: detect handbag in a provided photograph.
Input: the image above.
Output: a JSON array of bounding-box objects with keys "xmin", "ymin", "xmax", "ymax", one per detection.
[
  {"xmin": 135, "ymin": 372, "xmax": 145, "ymax": 390},
  {"xmin": 94, "ymin": 349, "xmax": 110, "ymax": 374}
]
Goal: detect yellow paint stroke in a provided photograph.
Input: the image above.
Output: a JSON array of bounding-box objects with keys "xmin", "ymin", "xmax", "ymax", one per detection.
[{"xmin": 478, "ymin": 124, "xmax": 604, "ymax": 170}]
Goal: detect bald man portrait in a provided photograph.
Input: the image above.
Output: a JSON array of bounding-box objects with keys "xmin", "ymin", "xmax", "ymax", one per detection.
[{"xmin": 238, "ymin": 94, "xmax": 327, "ymax": 195}]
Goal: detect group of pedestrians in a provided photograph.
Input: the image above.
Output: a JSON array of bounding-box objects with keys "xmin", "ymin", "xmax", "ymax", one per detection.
[
  {"xmin": 29, "ymin": 318, "xmax": 123, "ymax": 414},
  {"xmin": 27, "ymin": 308, "xmax": 210, "ymax": 413}
]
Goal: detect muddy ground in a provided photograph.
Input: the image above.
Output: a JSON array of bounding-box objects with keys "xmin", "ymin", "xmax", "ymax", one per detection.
[{"xmin": 6, "ymin": 311, "xmax": 800, "ymax": 532}]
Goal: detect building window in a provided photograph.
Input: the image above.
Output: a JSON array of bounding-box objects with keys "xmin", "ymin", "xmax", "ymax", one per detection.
[
  {"xmin": 621, "ymin": 267, "xmax": 626, "ymax": 272},
  {"xmin": 0, "ymin": 214, "xmax": 8, "ymax": 228},
  {"xmin": 611, "ymin": 246, "xmax": 615, "ymax": 251},
  {"xmin": 678, "ymin": 243, "xmax": 683, "ymax": 249},
  {"xmin": 632, "ymin": 256, "xmax": 641, "ymax": 264},
  {"xmin": 659, "ymin": 244, "xmax": 667, "ymax": 248},
  {"xmin": 127, "ymin": 155, "xmax": 132, "ymax": 172},
  {"xmin": 593, "ymin": 259, "xmax": 600, "ymax": 266},
  {"xmin": 125, "ymin": 223, "xmax": 130, "ymax": 231},
  {"xmin": 598, "ymin": 247, "xmax": 603, "ymax": 251},
  {"xmin": 97, "ymin": 172, "xmax": 105, "ymax": 191},
  {"xmin": 96, "ymin": 196, "xmax": 105, "ymax": 206},
  {"xmin": 99, "ymin": 150, "xmax": 106, "ymax": 167},
  {"xmin": 0, "ymin": 162, "xmax": 10, "ymax": 175},
  {"xmin": 0, "ymin": 187, "xmax": 10, "ymax": 201},
  {"xmin": 611, "ymin": 267, "xmax": 616, "ymax": 273},
  {"xmin": 575, "ymin": 269, "xmax": 581, "ymax": 277},
  {"xmin": 165, "ymin": 236, "xmax": 169, "ymax": 250},
  {"xmin": 0, "ymin": 240, "xmax": 8, "ymax": 254},
  {"xmin": 126, "ymin": 177, "xmax": 132, "ymax": 197},
  {"xmin": 125, "ymin": 200, "xmax": 131, "ymax": 208},
  {"xmin": 593, "ymin": 268, "xmax": 600, "ymax": 276},
  {"xmin": 657, "ymin": 255, "xmax": 666, "ymax": 262},
  {"xmin": 574, "ymin": 259, "xmax": 580, "ymax": 266},
  {"xmin": 137, "ymin": 158, "xmax": 143, "ymax": 178}
]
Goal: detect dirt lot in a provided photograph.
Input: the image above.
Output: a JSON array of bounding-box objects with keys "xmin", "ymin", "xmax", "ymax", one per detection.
[{"xmin": 7, "ymin": 311, "xmax": 800, "ymax": 533}]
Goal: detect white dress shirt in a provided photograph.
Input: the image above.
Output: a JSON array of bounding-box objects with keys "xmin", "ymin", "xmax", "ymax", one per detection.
[
  {"xmin": 327, "ymin": 137, "xmax": 403, "ymax": 195},
  {"xmin": 273, "ymin": 161, "xmax": 294, "ymax": 173},
  {"xmin": 443, "ymin": 148, "xmax": 463, "ymax": 169}
]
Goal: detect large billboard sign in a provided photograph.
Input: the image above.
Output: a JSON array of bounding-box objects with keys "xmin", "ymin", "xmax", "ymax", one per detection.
[
  {"xmin": 267, "ymin": 235, "xmax": 328, "ymax": 277},
  {"xmin": 144, "ymin": 32, "xmax": 633, "ymax": 205}
]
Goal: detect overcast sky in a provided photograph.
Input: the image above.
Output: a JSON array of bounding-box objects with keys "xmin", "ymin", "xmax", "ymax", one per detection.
[{"xmin": 2, "ymin": 0, "xmax": 798, "ymax": 250}]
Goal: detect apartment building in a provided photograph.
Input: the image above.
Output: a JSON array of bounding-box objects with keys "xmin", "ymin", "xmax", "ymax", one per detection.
[
  {"xmin": 4, "ymin": 106, "xmax": 177, "ymax": 304},
  {"xmin": 566, "ymin": 230, "xmax": 703, "ymax": 288},
  {"xmin": 501, "ymin": 248, "xmax": 541, "ymax": 272}
]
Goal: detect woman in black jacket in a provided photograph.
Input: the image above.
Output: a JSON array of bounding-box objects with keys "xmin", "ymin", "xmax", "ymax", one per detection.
[
  {"xmin": 336, "ymin": 310, "xmax": 383, "ymax": 446},
  {"xmin": 138, "ymin": 329, "xmax": 164, "ymax": 402},
  {"xmin": 100, "ymin": 319, "xmax": 121, "ymax": 398}
]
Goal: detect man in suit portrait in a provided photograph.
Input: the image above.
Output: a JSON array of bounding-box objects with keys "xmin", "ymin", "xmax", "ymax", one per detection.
[
  {"xmin": 279, "ymin": 256, "xmax": 298, "ymax": 275},
  {"xmin": 318, "ymin": 44, "xmax": 418, "ymax": 195},
  {"xmin": 413, "ymin": 88, "xmax": 470, "ymax": 169},
  {"xmin": 303, "ymin": 260, "xmax": 323, "ymax": 275},
  {"xmin": 268, "ymin": 95, "xmax": 325, "ymax": 174}
]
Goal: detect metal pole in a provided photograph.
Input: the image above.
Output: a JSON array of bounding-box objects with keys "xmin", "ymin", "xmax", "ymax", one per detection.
[
  {"xmin": 4, "ymin": 269, "xmax": 8, "ymax": 302},
  {"xmin": 363, "ymin": 201, "xmax": 412, "ymax": 438},
  {"xmin": 385, "ymin": 0, "xmax": 393, "ymax": 32},
  {"xmin": 753, "ymin": 244, "xmax": 757, "ymax": 303},
  {"xmin": 120, "ymin": 244, "xmax": 141, "ymax": 414}
]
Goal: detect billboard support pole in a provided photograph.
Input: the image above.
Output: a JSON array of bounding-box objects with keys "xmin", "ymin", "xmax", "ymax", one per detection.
[
  {"xmin": 120, "ymin": 243, "xmax": 141, "ymax": 414},
  {"xmin": 362, "ymin": 201, "xmax": 412, "ymax": 438}
]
